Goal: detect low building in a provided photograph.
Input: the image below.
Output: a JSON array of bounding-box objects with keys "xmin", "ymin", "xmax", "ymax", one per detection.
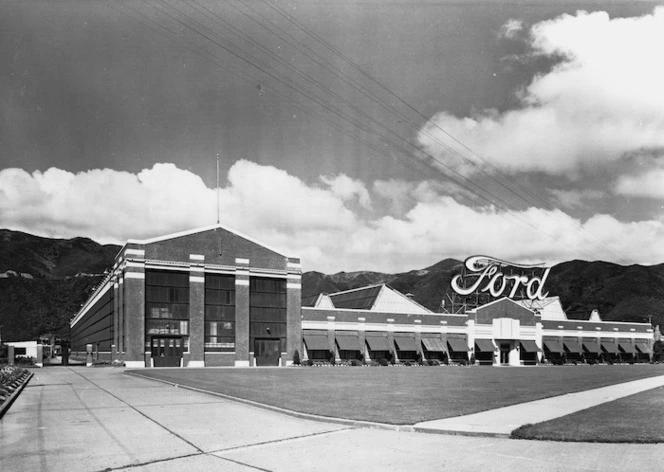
[
  {"xmin": 69, "ymin": 225, "xmax": 302, "ymax": 368},
  {"xmin": 303, "ymin": 289, "xmax": 654, "ymax": 366}
]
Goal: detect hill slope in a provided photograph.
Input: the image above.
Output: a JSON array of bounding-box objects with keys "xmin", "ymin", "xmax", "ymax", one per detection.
[{"xmin": 1, "ymin": 229, "xmax": 663, "ymax": 342}]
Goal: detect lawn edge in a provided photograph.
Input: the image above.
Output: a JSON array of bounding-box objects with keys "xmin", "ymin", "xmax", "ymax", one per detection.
[
  {"xmin": 0, "ymin": 371, "xmax": 34, "ymax": 420},
  {"xmin": 125, "ymin": 370, "xmax": 417, "ymax": 433}
]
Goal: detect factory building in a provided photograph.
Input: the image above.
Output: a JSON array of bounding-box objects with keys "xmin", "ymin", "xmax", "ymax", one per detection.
[
  {"xmin": 302, "ymin": 287, "xmax": 654, "ymax": 366},
  {"xmin": 70, "ymin": 225, "xmax": 302, "ymax": 368},
  {"xmin": 71, "ymin": 225, "xmax": 654, "ymax": 368}
]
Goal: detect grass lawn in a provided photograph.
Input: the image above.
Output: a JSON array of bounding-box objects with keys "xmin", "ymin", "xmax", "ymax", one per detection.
[
  {"xmin": 511, "ymin": 385, "xmax": 664, "ymax": 443},
  {"xmin": 129, "ymin": 364, "xmax": 664, "ymax": 425}
]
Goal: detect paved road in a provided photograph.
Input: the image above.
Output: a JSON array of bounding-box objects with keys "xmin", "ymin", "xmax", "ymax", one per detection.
[{"xmin": 1, "ymin": 367, "xmax": 663, "ymax": 472}]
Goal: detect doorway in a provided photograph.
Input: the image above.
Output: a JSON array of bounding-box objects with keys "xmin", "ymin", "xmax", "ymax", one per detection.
[
  {"xmin": 500, "ymin": 342, "xmax": 511, "ymax": 365},
  {"xmin": 151, "ymin": 337, "xmax": 183, "ymax": 367},
  {"xmin": 254, "ymin": 338, "xmax": 281, "ymax": 366}
]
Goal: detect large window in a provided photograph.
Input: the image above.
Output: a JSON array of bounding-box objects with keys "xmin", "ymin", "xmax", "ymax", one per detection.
[
  {"xmin": 250, "ymin": 277, "xmax": 287, "ymax": 352},
  {"xmin": 145, "ymin": 270, "xmax": 190, "ymax": 350},
  {"xmin": 205, "ymin": 274, "xmax": 235, "ymax": 352}
]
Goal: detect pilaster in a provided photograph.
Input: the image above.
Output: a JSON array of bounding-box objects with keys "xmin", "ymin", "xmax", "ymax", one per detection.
[
  {"xmin": 234, "ymin": 261, "xmax": 250, "ymax": 367},
  {"xmin": 188, "ymin": 254, "xmax": 205, "ymax": 367},
  {"xmin": 286, "ymin": 258, "xmax": 302, "ymax": 365},
  {"xmin": 123, "ymin": 256, "xmax": 146, "ymax": 368}
]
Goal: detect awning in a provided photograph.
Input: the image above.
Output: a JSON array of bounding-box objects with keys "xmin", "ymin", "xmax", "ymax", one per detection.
[
  {"xmin": 475, "ymin": 339, "xmax": 495, "ymax": 352},
  {"xmin": 601, "ymin": 341, "xmax": 619, "ymax": 354},
  {"xmin": 520, "ymin": 340, "xmax": 540, "ymax": 353},
  {"xmin": 544, "ymin": 340, "xmax": 563, "ymax": 354},
  {"xmin": 365, "ymin": 334, "xmax": 391, "ymax": 351},
  {"xmin": 447, "ymin": 338, "xmax": 469, "ymax": 352},
  {"xmin": 336, "ymin": 333, "xmax": 360, "ymax": 351},
  {"xmin": 619, "ymin": 342, "xmax": 636, "ymax": 354},
  {"xmin": 422, "ymin": 337, "xmax": 446, "ymax": 352},
  {"xmin": 582, "ymin": 341, "xmax": 601, "ymax": 354},
  {"xmin": 394, "ymin": 335, "xmax": 418, "ymax": 351},
  {"xmin": 636, "ymin": 343, "xmax": 652, "ymax": 354},
  {"xmin": 303, "ymin": 333, "xmax": 329, "ymax": 351},
  {"xmin": 563, "ymin": 340, "xmax": 583, "ymax": 354}
]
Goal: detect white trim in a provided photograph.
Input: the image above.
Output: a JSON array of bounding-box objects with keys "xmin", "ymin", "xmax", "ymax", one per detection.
[
  {"xmin": 125, "ymin": 272, "xmax": 145, "ymax": 280},
  {"xmin": 287, "ymin": 261, "xmax": 301, "ymax": 269},
  {"xmin": 287, "ymin": 273, "xmax": 301, "ymax": 280},
  {"xmin": 70, "ymin": 280, "xmax": 112, "ymax": 327},
  {"xmin": 125, "ymin": 261, "xmax": 144, "ymax": 268},
  {"xmin": 124, "ymin": 361, "xmax": 145, "ymax": 368},
  {"xmin": 287, "ymin": 283, "xmax": 301, "ymax": 289},
  {"xmin": 126, "ymin": 224, "xmax": 298, "ymax": 260},
  {"xmin": 189, "ymin": 276, "xmax": 205, "ymax": 283},
  {"xmin": 235, "ymin": 258, "xmax": 250, "ymax": 265},
  {"xmin": 236, "ymin": 279, "xmax": 249, "ymax": 286},
  {"xmin": 187, "ymin": 360, "xmax": 205, "ymax": 367},
  {"xmin": 189, "ymin": 254, "xmax": 205, "ymax": 261},
  {"xmin": 125, "ymin": 248, "xmax": 145, "ymax": 256},
  {"xmin": 189, "ymin": 266, "xmax": 205, "ymax": 272},
  {"xmin": 234, "ymin": 360, "xmax": 250, "ymax": 367}
]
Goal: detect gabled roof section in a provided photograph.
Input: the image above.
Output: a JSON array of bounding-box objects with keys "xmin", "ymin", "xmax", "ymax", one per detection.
[
  {"xmin": 122, "ymin": 223, "xmax": 295, "ymax": 259},
  {"xmin": 329, "ymin": 284, "xmax": 383, "ymax": 310},
  {"xmin": 468, "ymin": 297, "xmax": 532, "ymax": 313},
  {"xmin": 325, "ymin": 284, "xmax": 432, "ymax": 314},
  {"xmin": 515, "ymin": 296, "xmax": 567, "ymax": 321}
]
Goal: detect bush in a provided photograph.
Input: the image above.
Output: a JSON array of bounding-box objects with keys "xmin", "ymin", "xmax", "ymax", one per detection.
[
  {"xmin": 15, "ymin": 357, "xmax": 35, "ymax": 366},
  {"xmin": 349, "ymin": 359, "xmax": 363, "ymax": 366},
  {"xmin": 329, "ymin": 355, "xmax": 336, "ymax": 366},
  {"xmin": 457, "ymin": 359, "xmax": 468, "ymax": 366},
  {"xmin": 427, "ymin": 359, "xmax": 440, "ymax": 366},
  {"xmin": 378, "ymin": 358, "xmax": 389, "ymax": 366},
  {"xmin": 368, "ymin": 360, "xmax": 380, "ymax": 367},
  {"xmin": 292, "ymin": 350, "xmax": 301, "ymax": 365},
  {"xmin": 403, "ymin": 361, "xmax": 412, "ymax": 366},
  {"xmin": 306, "ymin": 359, "xmax": 314, "ymax": 366}
]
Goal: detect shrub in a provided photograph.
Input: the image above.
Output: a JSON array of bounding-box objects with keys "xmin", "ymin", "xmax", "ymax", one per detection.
[
  {"xmin": 404, "ymin": 361, "xmax": 412, "ymax": 367},
  {"xmin": 350, "ymin": 359, "xmax": 362, "ymax": 366},
  {"xmin": 329, "ymin": 355, "xmax": 336, "ymax": 366},
  {"xmin": 457, "ymin": 359, "xmax": 468, "ymax": 366},
  {"xmin": 306, "ymin": 359, "xmax": 314, "ymax": 366},
  {"xmin": 427, "ymin": 359, "xmax": 440, "ymax": 366},
  {"xmin": 378, "ymin": 358, "xmax": 389, "ymax": 366},
  {"xmin": 292, "ymin": 350, "xmax": 301, "ymax": 365}
]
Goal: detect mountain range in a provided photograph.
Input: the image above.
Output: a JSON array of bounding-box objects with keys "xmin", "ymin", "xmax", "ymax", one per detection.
[{"xmin": 1, "ymin": 229, "xmax": 663, "ymax": 343}]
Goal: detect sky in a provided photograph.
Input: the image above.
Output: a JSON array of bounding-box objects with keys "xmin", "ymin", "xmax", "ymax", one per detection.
[{"xmin": 1, "ymin": 0, "xmax": 664, "ymax": 273}]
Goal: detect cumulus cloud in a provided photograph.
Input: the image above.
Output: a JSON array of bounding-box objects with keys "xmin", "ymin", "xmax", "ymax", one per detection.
[
  {"xmin": 419, "ymin": 8, "xmax": 664, "ymax": 176},
  {"xmin": 615, "ymin": 167, "xmax": 664, "ymax": 198},
  {"xmin": 320, "ymin": 174, "xmax": 372, "ymax": 209},
  {"xmin": 3, "ymin": 162, "xmax": 664, "ymax": 272},
  {"xmin": 500, "ymin": 19, "xmax": 525, "ymax": 39}
]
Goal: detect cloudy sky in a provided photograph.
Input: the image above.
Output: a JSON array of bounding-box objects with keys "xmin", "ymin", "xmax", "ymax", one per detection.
[{"xmin": 1, "ymin": 0, "xmax": 664, "ymax": 272}]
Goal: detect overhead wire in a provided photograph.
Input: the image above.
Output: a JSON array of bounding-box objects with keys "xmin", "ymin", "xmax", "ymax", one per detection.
[{"xmin": 103, "ymin": 0, "xmax": 617, "ymax": 262}]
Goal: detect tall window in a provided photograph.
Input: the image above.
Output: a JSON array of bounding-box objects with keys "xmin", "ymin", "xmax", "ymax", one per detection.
[
  {"xmin": 250, "ymin": 277, "xmax": 287, "ymax": 352},
  {"xmin": 145, "ymin": 270, "xmax": 190, "ymax": 350},
  {"xmin": 205, "ymin": 274, "xmax": 236, "ymax": 352}
]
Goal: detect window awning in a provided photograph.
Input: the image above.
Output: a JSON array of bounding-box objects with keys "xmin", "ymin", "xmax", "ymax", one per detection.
[
  {"xmin": 365, "ymin": 334, "xmax": 391, "ymax": 351},
  {"xmin": 582, "ymin": 341, "xmax": 601, "ymax": 354},
  {"xmin": 635, "ymin": 343, "xmax": 652, "ymax": 354},
  {"xmin": 619, "ymin": 342, "xmax": 636, "ymax": 354},
  {"xmin": 394, "ymin": 335, "xmax": 418, "ymax": 351},
  {"xmin": 447, "ymin": 338, "xmax": 469, "ymax": 352},
  {"xmin": 543, "ymin": 340, "xmax": 563, "ymax": 354},
  {"xmin": 563, "ymin": 340, "xmax": 583, "ymax": 354},
  {"xmin": 475, "ymin": 339, "xmax": 495, "ymax": 352},
  {"xmin": 520, "ymin": 340, "xmax": 540, "ymax": 353},
  {"xmin": 601, "ymin": 342, "xmax": 619, "ymax": 354},
  {"xmin": 303, "ymin": 333, "xmax": 329, "ymax": 351},
  {"xmin": 421, "ymin": 337, "xmax": 446, "ymax": 352},
  {"xmin": 336, "ymin": 333, "xmax": 360, "ymax": 351}
]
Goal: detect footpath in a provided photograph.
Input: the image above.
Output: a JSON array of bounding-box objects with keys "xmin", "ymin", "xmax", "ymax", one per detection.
[
  {"xmin": 1, "ymin": 367, "xmax": 664, "ymax": 472},
  {"xmin": 415, "ymin": 374, "xmax": 664, "ymax": 436}
]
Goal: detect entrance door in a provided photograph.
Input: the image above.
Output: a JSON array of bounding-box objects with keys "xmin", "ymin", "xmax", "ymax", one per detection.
[
  {"xmin": 151, "ymin": 337, "xmax": 183, "ymax": 367},
  {"xmin": 254, "ymin": 338, "xmax": 281, "ymax": 366},
  {"xmin": 500, "ymin": 343, "xmax": 511, "ymax": 365}
]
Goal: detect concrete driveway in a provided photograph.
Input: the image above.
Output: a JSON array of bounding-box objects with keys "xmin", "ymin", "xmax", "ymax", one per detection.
[{"xmin": 1, "ymin": 367, "xmax": 662, "ymax": 472}]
